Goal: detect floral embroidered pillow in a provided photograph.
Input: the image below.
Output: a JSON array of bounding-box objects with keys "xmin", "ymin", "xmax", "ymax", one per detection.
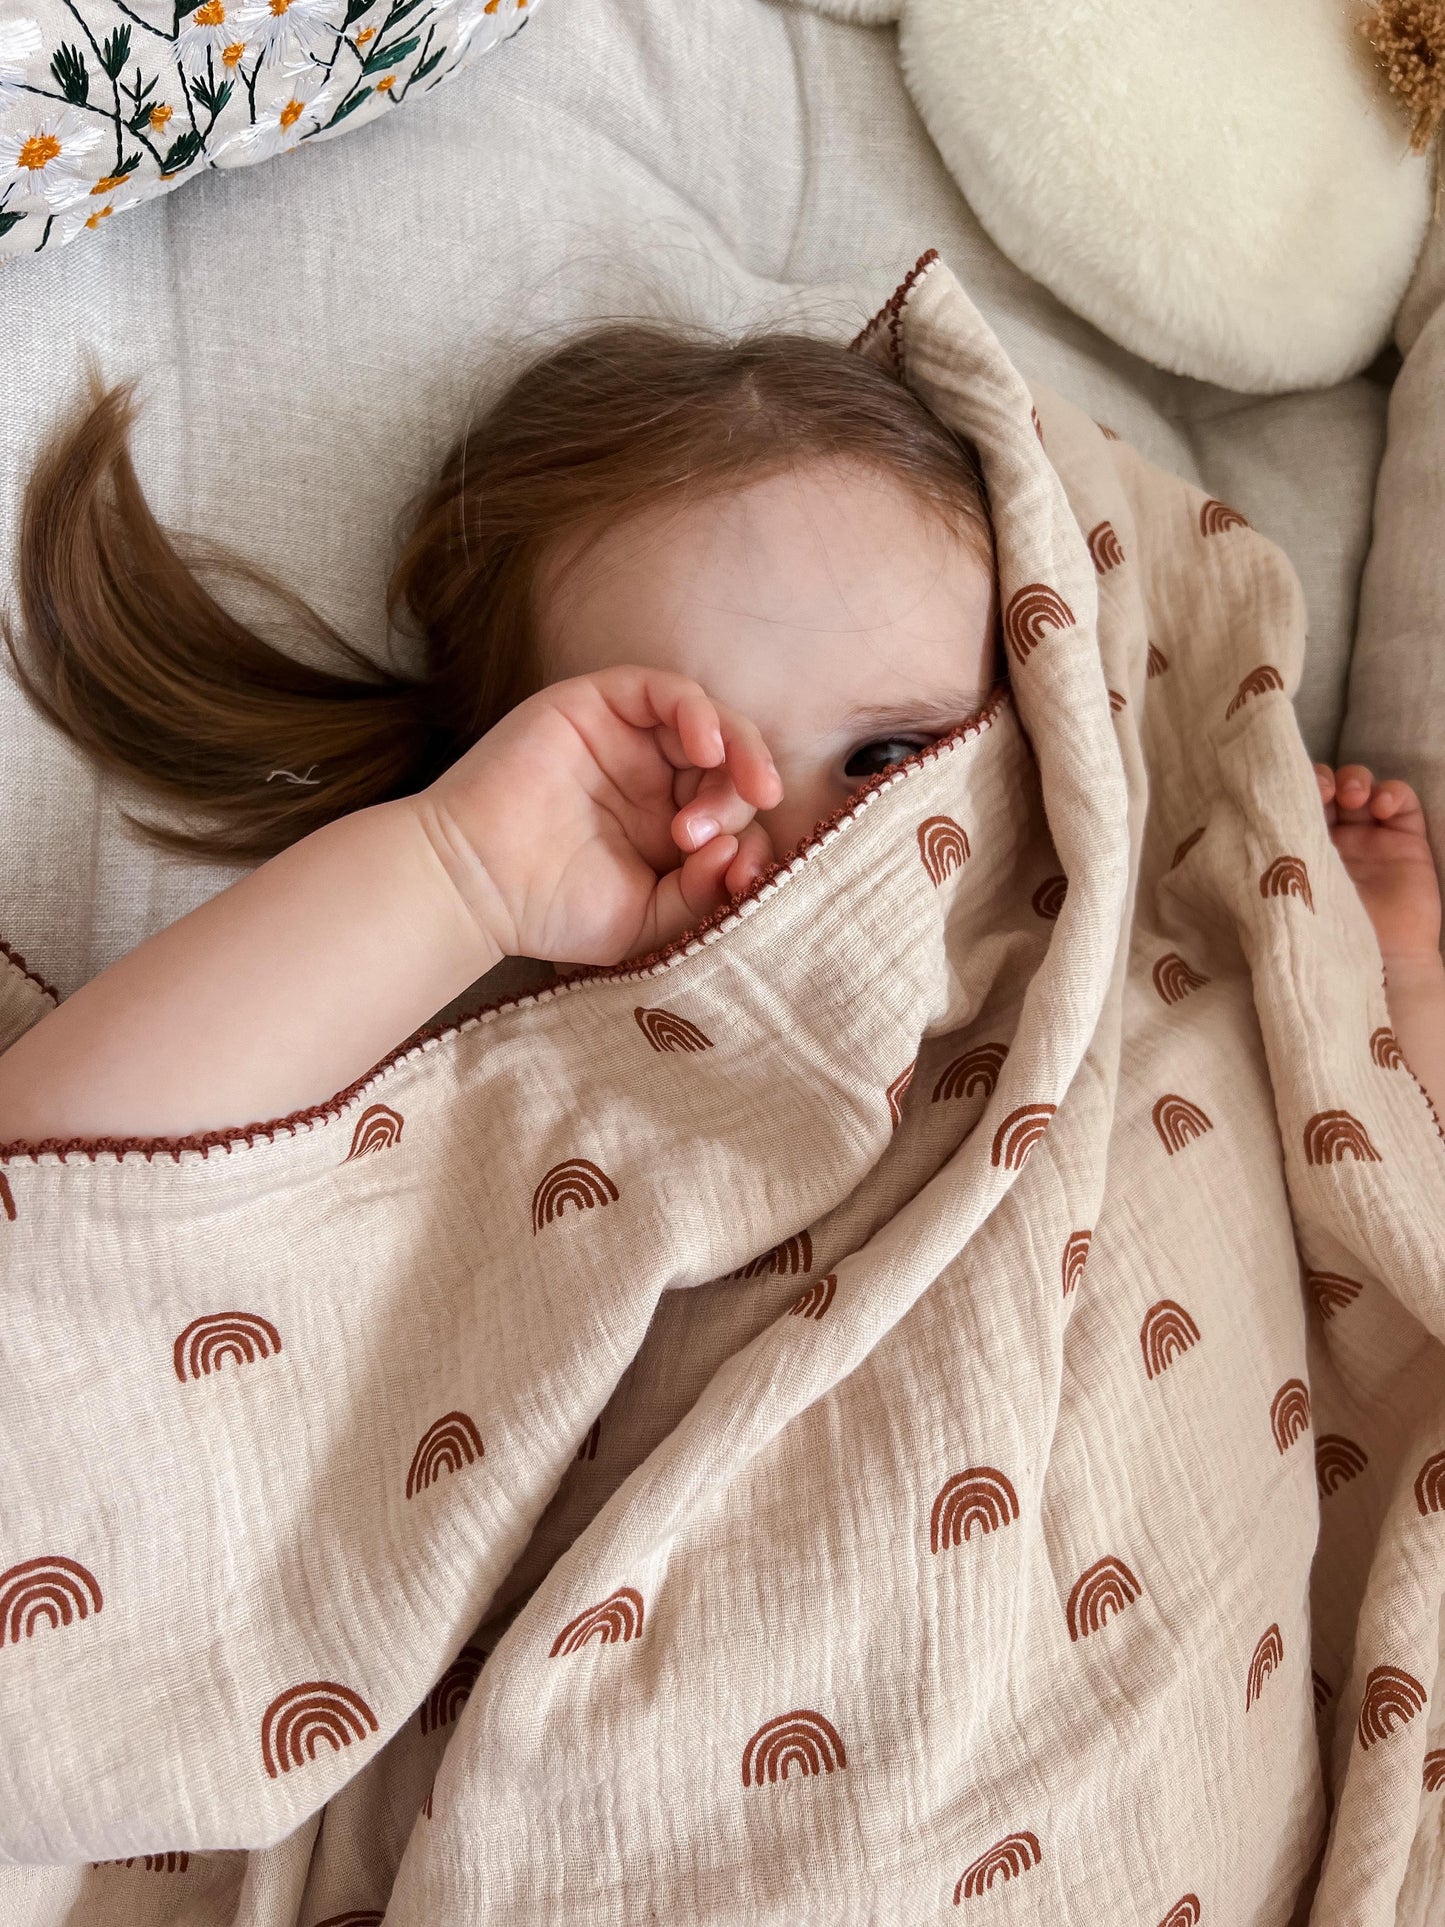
[{"xmin": 0, "ymin": 0, "xmax": 539, "ymax": 260}]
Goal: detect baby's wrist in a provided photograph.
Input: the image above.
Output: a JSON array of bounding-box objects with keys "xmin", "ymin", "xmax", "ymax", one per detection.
[{"xmin": 405, "ymin": 793, "xmax": 517, "ymax": 966}]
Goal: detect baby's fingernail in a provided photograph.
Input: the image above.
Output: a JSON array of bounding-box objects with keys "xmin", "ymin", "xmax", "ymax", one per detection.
[{"xmin": 689, "ymin": 816, "xmax": 719, "ymax": 848}]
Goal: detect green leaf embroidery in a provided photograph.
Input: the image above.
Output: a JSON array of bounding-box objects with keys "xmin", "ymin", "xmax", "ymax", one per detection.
[
  {"xmin": 410, "ymin": 44, "xmax": 445, "ymax": 82},
  {"xmin": 362, "ymin": 33, "xmax": 419, "ymax": 72},
  {"xmin": 384, "ymin": 0, "xmax": 429, "ymax": 28},
  {"xmin": 159, "ymin": 129, "xmax": 203, "ymax": 174},
  {"xmin": 51, "ymin": 43, "xmax": 90, "ymax": 105},
  {"xmin": 100, "ymin": 26, "xmax": 132, "ymax": 79},
  {"xmin": 342, "ymin": 0, "xmax": 373, "ymax": 24},
  {"xmin": 0, "ymin": 210, "xmax": 26, "ymax": 239},
  {"xmin": 117, "ymin": 151, "xmax": 143, "ymax": 178},
  {"xmin": 328, "ymin": 85, "xmax": 372, "ymax": 123},
  {"xmin": 192, "ymin": 75, "xmax": 233, "ymax": 117}
]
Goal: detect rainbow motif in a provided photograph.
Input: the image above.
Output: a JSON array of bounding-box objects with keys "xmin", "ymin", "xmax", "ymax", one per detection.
[
  {"xmin": 953, "ymin": 1831, "xmax": 1041, "ymax": 1903},
  {"xmin": 741, "ymin": 1709, "xmax": 846, "ymax": 1787},
  {"xmin": 260, "ymin": 1679, "xmax": 377, "ymax": 1778},
  {"xmin": 0, "ymin": 1555, "xmax": 102, "ymax": 1647}
]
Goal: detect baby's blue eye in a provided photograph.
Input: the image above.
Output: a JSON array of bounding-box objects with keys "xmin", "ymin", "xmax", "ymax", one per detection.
[{"xmin": 844, "ymin": 738, "xmax": 926, "ymax": 779}]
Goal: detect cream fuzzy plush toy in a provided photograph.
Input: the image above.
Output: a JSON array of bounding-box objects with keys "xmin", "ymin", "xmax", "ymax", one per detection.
[{"xmin": 785, "ymin": 0, "xmax": 1444, "ymax": 393}]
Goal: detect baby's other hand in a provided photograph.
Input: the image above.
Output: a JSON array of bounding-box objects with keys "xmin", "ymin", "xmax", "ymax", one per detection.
[{"xmin": 1314, "ymin": 763, "xmax": 1442, "ymax": 967}]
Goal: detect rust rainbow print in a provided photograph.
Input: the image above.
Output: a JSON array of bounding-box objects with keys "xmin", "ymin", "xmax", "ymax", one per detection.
[
  {"xmin": 419, "ymin": 1644, "xmax": 486, "ymax": 1734},
  {"xmin": 1062, "ymin": 1228, "xmax": 1092, "ymax": 1297},
  {"xmin": 532, "ymin": 1157, "xmax": 619, "ymax": 1233},
  {"xmin": 0, "ymin": 1555, "xmax": 102, "ymax": 1647},
  {"xmin": 1414, "ymin": 1449, "xmax": 1445, "ymax": 1515},
  {"xmin": 1146, "ymin": 642, "xmax": 1169, "ymax": 678},
  {"xmin": 1306, "ymin": 1270, "xmax": 1363, "ymax": 1319},
  {"xmin": 953, "ymin": 1831, "xmax": 1041, "ymax": 1903},
  {"xmin": 1152, "ymin": 953, "xmax": 1210, "ymax": 1006},
  {"xmin": 932, "ymin": 1042, "xmax": 1008, "ymax": 1103},
  {"xmin": 1356, "ymin": 1665, "xmax": 1427, "ymax": 1749},
  {"xmin": 173, "ymin": 1310, "xmax": 282, "ymax": 1383},
  {"xmin": 930, "ymin": 1467, "xmax": 1020, "ymax": 1553},
  {"xmin": 917, "ymin": 815, "xmax": 971, "ymax": 886},
  {"xmin": 406, "ymin": 1410, "xmax": 484, "ymax": 1500},
  {"xmin": 1032, "ymin": 874, "xmax": 1068, "ymax": 921},
  {"xmin": 1087, "ymin": 521, "xmax": 1125, "ymax": 573},
  {"xmin": 729, "ymin": 1233, "xmax": 813, "ymax": 1279},
  {"xmin": 1303, "ymin": 1110, "xmax": 1381, "ymax": 1166},
  {"xmin": 344, "ymin": 1103, "xmax": 403, "ymax": 1161},
  {"xmin": 741, "ymin": 1709, "xmax": 846, "ymax": 1787},
  {"xmin": 1152, "ymin": 1094, "xmax": 1213, "ymax": 1155},
  {"xmin": 1066, "ymin": 1554, "xmax": 1141, "ymax": 1640},
  {"xmin": 550, "ymin": 1586, "xmax": 645, "ymax": 1658},
  {"xmin": 790, "ymin": 1274, "xmax": 837, "ymax": 1321},
  {"xmin": 991, "ymin": 1103, "xmax": 1057, "ymax": 1172},
  {"xmin": 1369, "ymin": 1026, "xmax": 1404, "ymax": 1070},
  {"xmin": 634, "ymin": 1006, "xmax": 713, "ymax": 1053},
  {"xmin": 1199, "ymin": 497, "xmax": 1250, "ymax": 535},
  {"xmin": 261, "ymin": 1679, "xmax": 377, "ymax": 1778},
  {"xmin": 1269, "ymin": 1379, "xmax": 1311, "ymax": 1454},
  {"xmin": 1003, "ymin": 583, "xmax": 1075, "ymax": 665},
  {"xmin": 1157, "ymin": 1900, "xmax": 1201, "ymax": 1927},
  {"xmin": 1246, "ymin": 1624, "xmax": 1283, "ymax": 1709},
  {"xmin": 1140, "ymin": 1300, "xmax": 1201, "ymax": 1379},
  {"xmin": 1315, "ymin": 1435, "xmax": 1367, "ymax": 1498},
  {"xmin": 1259, "ymin": 855, "xmax": 1313, "ymax": 911},
  {"xmin": 1225, "ymin": 665, "xmax": 1284, "ymax": 719}
]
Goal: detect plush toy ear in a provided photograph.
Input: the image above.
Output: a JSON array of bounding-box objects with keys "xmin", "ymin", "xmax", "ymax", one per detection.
[{"xmin": 780, "ymin": 0, "xmax": 902, "ymax": 23}]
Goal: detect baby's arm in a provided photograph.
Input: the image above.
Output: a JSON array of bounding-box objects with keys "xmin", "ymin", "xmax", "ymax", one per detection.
[
  {"xmin": 0, "ymin": 797, "xmax": 505, "ymax": 1141},
  {"xmin": 1315, "ymin": 763, "xmax": 1445, "ymax": 1123},
  {"xmin": 0, "ymin": 666, "xmax": 779, "ymax": 1145}
]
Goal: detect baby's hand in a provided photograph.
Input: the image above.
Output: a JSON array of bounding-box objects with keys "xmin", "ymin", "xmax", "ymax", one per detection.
[
  {"xmin": 415, "ymin": 665, "xmax": 783, "ymax": 968},
  {"xmin": 1314, "ymin": 762, "xmax": 1442, "ymax": 967}
]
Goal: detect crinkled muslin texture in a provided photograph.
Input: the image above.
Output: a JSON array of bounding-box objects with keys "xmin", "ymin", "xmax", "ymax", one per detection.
[{"xmin": 2, "ymin": 251, "xmax": 1445, "ymax": 1925}]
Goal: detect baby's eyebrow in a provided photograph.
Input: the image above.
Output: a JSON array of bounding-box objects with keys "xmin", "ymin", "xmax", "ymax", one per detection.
[{"xmin": 840, "ymin": 690, "xmax": 993, "ymax": 735}]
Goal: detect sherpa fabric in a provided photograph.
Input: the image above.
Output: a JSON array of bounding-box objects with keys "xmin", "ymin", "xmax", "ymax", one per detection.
[
  {"xmin": 1, "ymin": 250, "xmax": 1444, "ymax": 1925},
  {"xmin": 780, "ymin": 0, "xmax": 1437, "ymax": 395}
]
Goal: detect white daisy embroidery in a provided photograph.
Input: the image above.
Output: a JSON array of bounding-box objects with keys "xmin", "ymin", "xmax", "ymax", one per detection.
[
  {"xmin": 0, "ymin": 106, "xmax": 105, "ymax": 210},
  {"xmin": 436, "ymin": 0, "xmax": 520, "ymax": 62},
  {"xmin": 176, "ymin": 0, "xmax": 250, "ymax": 77},
  {"xmin": 51, "ymin": 175, "xmax": 151, "ymax": 246},
  {"xmin": 209, "ymin": 59, "xmax": 332, "ymax": 162},
  {"xmin": 234, "ymin": 0, "xmax": 343, "ymax": 66},
  {"xmin": 0, "ymin": 16, "xmax": 42, "ymax": 111}
]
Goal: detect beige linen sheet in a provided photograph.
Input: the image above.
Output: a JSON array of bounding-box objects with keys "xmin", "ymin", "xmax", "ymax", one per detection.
[{"xmin": 1, "ymin": 252, "xmax": 1443, "ymax": 1926}]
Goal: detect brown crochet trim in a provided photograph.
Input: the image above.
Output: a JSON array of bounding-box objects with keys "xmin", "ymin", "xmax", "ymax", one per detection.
[
  {"xmin": 847, "ymin": 248, "xmax": 941, "ymax": 372},
  {"xmin": 0, "ymin": 938, "xmax": 60, "ymax": 1007},
  {"xmin": 0, "ymin": 685, "xmax": 1013, "ymax": 1167}
]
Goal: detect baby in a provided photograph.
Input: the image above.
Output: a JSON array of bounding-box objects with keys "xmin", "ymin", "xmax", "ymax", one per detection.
[{"xmin": 0, "ymin": 321, "xmax": 1441, "ymax": 1142}]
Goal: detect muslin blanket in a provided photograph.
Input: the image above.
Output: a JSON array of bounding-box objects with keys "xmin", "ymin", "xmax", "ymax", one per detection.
[{"xmin": 3, "ymin": 250, "xmax": 1445, "ymax": 1927}]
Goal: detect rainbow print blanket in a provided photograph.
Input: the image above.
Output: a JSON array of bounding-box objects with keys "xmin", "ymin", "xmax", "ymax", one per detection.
[{"xmin": 3, "ymin": 251, "xmax": 1445, "ymax": 1926}]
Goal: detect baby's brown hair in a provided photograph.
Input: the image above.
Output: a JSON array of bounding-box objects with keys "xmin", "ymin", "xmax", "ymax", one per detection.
[{"xmin": 2, "ymin": 318, "xmax": 999, "ymax": 866}]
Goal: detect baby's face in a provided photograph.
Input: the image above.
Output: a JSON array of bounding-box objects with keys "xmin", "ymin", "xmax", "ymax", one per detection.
[{"xmin": 535, "ymin": 455, "xmax": 1000, "ymax": 862}]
